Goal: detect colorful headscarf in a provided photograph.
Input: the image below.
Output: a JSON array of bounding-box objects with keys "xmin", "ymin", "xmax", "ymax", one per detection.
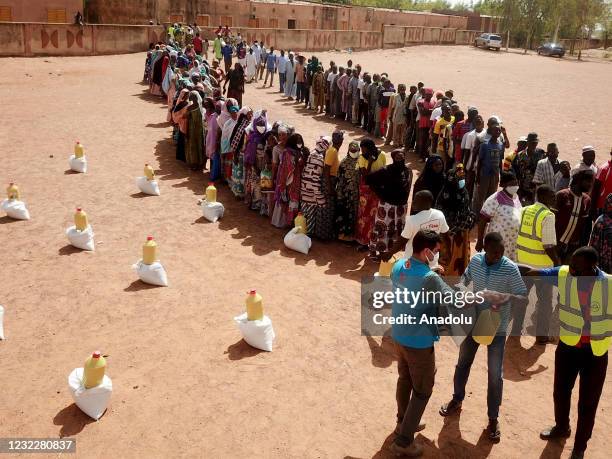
[{"xmin": 244, "ymin": 111, "xmax": 269, "ymax": 166}]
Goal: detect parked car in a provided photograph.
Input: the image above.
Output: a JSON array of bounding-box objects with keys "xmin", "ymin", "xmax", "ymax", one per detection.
[
  {"xmin": 474, "ymin": 33, "xmax": 502, "ymax": 50},
  {"xmin": 537, "ymin": 42, "xmax": 565, "ymax": 57}
]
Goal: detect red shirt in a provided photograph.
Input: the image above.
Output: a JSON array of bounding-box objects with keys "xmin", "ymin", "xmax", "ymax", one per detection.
[
  {"xmin": 417, "ymin": 99, "xmax": 436, "ymax": 129},
  {"xmin": 193, "ymin": 36, "xmax": 203, "ymax": 54},
  {"xmin": 577, "ymin": 281, "xmax": 595, "ymax": 346},
  {"xmin": 594, "ymin": 160, "xmax": 612, "ymax": 210}
]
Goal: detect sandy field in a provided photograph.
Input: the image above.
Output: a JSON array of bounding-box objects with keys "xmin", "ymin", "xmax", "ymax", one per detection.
[{"xmin": 0, "ymin": 45, "xmax": 610, "ymax": 459}]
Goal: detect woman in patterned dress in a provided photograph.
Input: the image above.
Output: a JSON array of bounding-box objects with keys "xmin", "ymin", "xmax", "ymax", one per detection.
[{"xmin": 335, "ymin": 141, "xmax": 361, "ymax": 241}]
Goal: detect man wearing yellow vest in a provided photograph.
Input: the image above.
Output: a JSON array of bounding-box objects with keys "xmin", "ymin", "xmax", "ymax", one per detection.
[
  {"xmin": 520, "ymin": 247, "xmax": 610, "ymax": 459},
  {"xmin": 512, "ymin": 185, "xmax": 560, "ymax": 342}
]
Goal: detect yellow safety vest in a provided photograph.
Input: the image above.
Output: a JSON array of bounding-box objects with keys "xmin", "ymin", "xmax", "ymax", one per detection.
[
  {"xmin": 558, "ymin": 266, "xmax": 611, "ymax": 356},
  {"xmin": 516, "ymin": 202, "xmax": 553, "ymax": 268}
]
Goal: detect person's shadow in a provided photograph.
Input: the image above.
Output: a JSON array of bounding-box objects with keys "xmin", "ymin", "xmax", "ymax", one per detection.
[
  {"xmin": 364, "ymin": 332, "xmax": 396, "ymax": 369},
  {"xmin": 438, "ymin": 413, "xmax": 495, "ymax": 458},
  {"xmin": 503, "ymin": 336, "xmax": 548, "ymax": 382},
  {"xmin": 53, "ymin": 404, "xmax": 96, "ymax": 438}
]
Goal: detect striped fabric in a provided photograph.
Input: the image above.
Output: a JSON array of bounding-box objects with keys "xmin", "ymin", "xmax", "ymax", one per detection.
[{"xmin": 461, "ymin": 253, "xmax": 528, "ymax": 335}]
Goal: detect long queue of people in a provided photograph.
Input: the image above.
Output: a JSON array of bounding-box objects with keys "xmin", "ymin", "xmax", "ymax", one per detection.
[{"xmin": 143, "ymin": 36, "xmax": 611, "ymax": 459}]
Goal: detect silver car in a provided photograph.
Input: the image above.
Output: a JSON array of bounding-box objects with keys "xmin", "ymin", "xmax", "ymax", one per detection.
[{"xmin": 475, "ymin": 33, "xmax": 502, "ymax": 51}]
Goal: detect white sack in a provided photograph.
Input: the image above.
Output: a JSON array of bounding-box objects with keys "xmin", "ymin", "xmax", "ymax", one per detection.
[
  {"xmin": 201, "ymin": 200, "xmax": 224, "ymax": 222},
  {"xmin": 69, "ymin": 155, "xmax": 87, "ymax": 173},
  {"xmin": 0, "ymin": 305, "xmax": 5, "ymax": 340},
  {"xmin": 283, "ymin": 227, "xmax": 312, "ymax": 255},
  {"xmin": 136, "ymin": 177, "xmax": 160, "ymax": 196},
  {"xmin": 66, "ymin": 225, "xmax": 95, "ymax": 251},
  {"xmin": 68, "ymin": 367, "xmax": 112, "ymax": 420},
  {"xmin": 234, "ymin": 312, "xmax": 275, "ymax": 352},
  {"xmin": 1, "ymin": 199, "xmax": 30, "ymax": 220},
  {"xmin": 132, "ymin": 260, "xmax": 168, "ymax": 287}
]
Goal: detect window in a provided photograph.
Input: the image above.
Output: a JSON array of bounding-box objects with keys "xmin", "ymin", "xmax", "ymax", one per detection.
[
  {"xmin": 47, "ymin": 8, "xmax": 66, "ymax": 23},
  {"xmin": 196, "ymin": 15, "xmax": 210, "ymax": 26},
  {"xmin": 0, "ymin": 6, "xmax": 11, "ymax": 22},
  {"xmin": 248, "ymin": 18, "xmax": 260, "ymax": 28},
  {"xmin": 221, "ymin": 16, "xmax": 233, "ymax": 27},
  {"xmin": 340, "ymin": 21, "xmax": 348, "ymax": 31},
  {"xmin": 288, "ymin": 19, "xmax": 296, "ymax": 30},
  {"xmin": 169, "ymin": 14, "xmax": 183, "ymax": 23},
  {"xmin": 269, "ymin": 18, "xmax": 278, "ymax": 29}
]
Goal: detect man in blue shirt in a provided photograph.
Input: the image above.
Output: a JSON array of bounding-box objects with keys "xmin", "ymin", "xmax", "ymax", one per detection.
[
  {"xmin": 474, "ymin": 123, "xmax": 505, "ymax": 214},
  {"xmin": 389, "ymin": 230, "xmax": 499, "ymax": 456},
  {"xmin": 277, "ymin": 50, "xmax": 288, "ymax": 93},
  {"xmin": 221, "ymin": 42, "xmax": 233, "ymax": 73},
  {"xmin": 439, "ymin": 232, "xmax": 527, "ymax": 442},
  {"xmin": 263, "ymin": 47, "xmax": 277, "ymax": 88}
]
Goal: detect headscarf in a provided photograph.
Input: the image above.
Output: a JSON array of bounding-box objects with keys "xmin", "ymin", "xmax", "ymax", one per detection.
[
  {"xmin": 435, "ymin": 164, "xmax": 474, "ymax": 231},
  {"xmin": 173, "ymin": 88, "xmax": 190, "ymax": 113},
  {"xmin": 188, "ymin": 90, "xmax": 203, "ymax": 115},
  {"xmin": 301, "ymin": 136, "xmax": 330, "ymax": 206},
  {"xmin": 217, "ymin": 97, "xmax": 238, "ymax": 128},
  {"xmin": 415, "ymin": 154, "xmax": 445, "ymax": 202},
  {"xmin": 244, "ymin": 111, "xmax": 269, "ymax": 166}
]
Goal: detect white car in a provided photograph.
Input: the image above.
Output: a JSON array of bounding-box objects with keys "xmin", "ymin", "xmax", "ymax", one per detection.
[{"xmin": 475, "ymin": 33, "xmax": 502, "ymax": 51}]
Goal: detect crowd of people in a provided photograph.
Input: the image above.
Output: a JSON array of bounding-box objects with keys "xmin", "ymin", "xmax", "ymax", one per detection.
[{"xmin": 142, "ymin": 31, "xmax": 611, "ymax": 459}]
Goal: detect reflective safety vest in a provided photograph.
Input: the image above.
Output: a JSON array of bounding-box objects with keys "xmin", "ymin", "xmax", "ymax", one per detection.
[
  {"xmin": 558, "ymin": 266, "xmax": 611, "ymax": 356},
  {"xmin": 516, "ymin": 202, "xmax": 554, "ymax": 268}
]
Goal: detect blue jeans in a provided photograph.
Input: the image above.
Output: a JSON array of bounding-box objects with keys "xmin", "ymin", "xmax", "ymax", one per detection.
[
  {"xmin": 279, "ymin": 72, "xmax": 286, "ymax": 92},
  {"xmin": 453, "ymin": 334, "xmax": 505, "ymax": 419}
]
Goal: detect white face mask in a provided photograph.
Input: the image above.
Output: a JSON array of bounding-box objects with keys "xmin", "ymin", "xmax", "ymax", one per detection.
[
  {"xmin": 505, "ymin": 185, "xmax": 519, "ymax": 196},
  {"xmin": 349, "ymin": 150, "xmax": 360, "ymax": 159},
  {"xmin": 256, "ymin": 126, "xmax": 266, "ymax": 134},
  {"xmin": 425, "ymin": 249, "xmax": 439, "ymax": 269},
  {"xmin": 296, "ymin": 143, "xmax": 303, "ymax": 149}
]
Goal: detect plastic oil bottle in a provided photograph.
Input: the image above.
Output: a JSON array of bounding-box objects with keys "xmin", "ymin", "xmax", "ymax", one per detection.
[
  {"xmin": 6, "ymin": 183, "xmax": 20, "ymax": 200},
  {"xmin": 246, "ymin": 290, "xmax": 264, "ymax": 321},
  {"xmin": 472, "ymin": 306, "xmax": 501, "ymax": 346},
  {"xmin": 294, "ymin": 212, "xmax": 307, "ymax": 234},
  {"xmin": 83, "ymin": 351, "xmax": 106, "ymax": 389},
  {"xmin": 144, "ymin": 163, "xmax": 155, "ymax": 181},
  {"xmin": 74, "ymin": 141, "xmax": 85, "ymax": 159},
  {"xmin": 378, "ymin": 254, "xmax": 398, "ymax": 277},
  {"xmin": 205, "ymin": 183, "xmax": 217, "ymax": 203},
  {"xmin": 142, "ymin": 236, "xmax": 158, "ymax": 265},
  {"xmin": 74, "ymin": 208, "xmax": 88, "ymax": 231}
]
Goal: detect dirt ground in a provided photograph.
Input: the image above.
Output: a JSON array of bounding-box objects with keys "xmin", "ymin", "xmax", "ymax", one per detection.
[{"xmin": 0, "ymin": 45, "xmax": 610, "ymax": 459}]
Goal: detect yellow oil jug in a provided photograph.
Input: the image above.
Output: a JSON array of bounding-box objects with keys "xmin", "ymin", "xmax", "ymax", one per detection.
[
  {"xmin": 6, "ymin": 182, "xmax": 20, "ymax": 200},
  {"xmin": 144, "ymin": 163, "xmax": 155, "ymax": 181},
  {"xmin": 378, "ymin": 254, "xmax": 398, "ymax": 277},
  {"xmin": 74, "ymin": 141, "xmax": 85, "ymax": 159},
  {"xmin": 205, "ymin": 183, "xmax": 217, "ymax": 203},
  {"xmin": 74, "ymin": 208, "xmax": 88, "ymax": 231},
  {"xmin": 83, "ymin": 351, "xmax": 106, "ymax": 389},
  {"xmin": 294, "ymin": 212, "xmax": 307, "ymax": 234},
  {"xmin": 246, "ymin": 290, "xmax": 264, "ymax": 321},
  {"xmin": 142, "ymin": 236, "xmax": 158, "ymax": 265},
  {"xmin": 472, "ymin": 308, "xmax": 501, "ymax": 345}
]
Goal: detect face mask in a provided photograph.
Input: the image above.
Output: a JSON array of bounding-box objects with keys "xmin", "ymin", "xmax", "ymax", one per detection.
[
  {"xmin": 425, "ymin": 250, "xmax": 439, "ymax": 269},
  {"xmin": 505, "ymin": 185, "xmax": 519, "ymax": 196},
  {"xmin": 256, "ymin": 126, "xmax": 266, "ymax": 134},
  {"xmin": 296, "ymin": 144, "xmax": 303, "ymax": 149},
  {"xmin": 458, "ymin": 179, "xmax": 466, "ymax": 189},
  {"xmin": 349, "ymin": 150, "xmax": 360, "ymax": 159}
]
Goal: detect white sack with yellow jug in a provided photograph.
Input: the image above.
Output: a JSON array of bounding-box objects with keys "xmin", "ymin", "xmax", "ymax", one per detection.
[
  {"xmin": 234, "ymin": 313, "xmax": 275, "ymax": 352},
  {"xmin": 68, "ymin": 367, "xmax": 112, "ymax": 420},
  {"xmin": 136, "ymin": 177, "xmax": 160, "ymax": 196},
  {"xmin": 66, "ymin": 225, "xmax": 95, "ymax": 251},
  {"xmin": 1, "ymin": 199, "xmax": 30, "ymax": 220},
  {"xmin": 201, "ymin": 200, "xmax": 224, "ymax": 223},
  {"xmin": 133, "ymin": 260, "xmax": 168, "ymax": 287},
  {"xmin": 68, "ymin": 155, "xmax": 87, "ymax": 173},
  {"xmin": 0, "ymin": 305, "xmax": 5, "ymax": 340},
  {"xmin": 283, "ymin": 227, "xmax": 311, "ymax": 255}
]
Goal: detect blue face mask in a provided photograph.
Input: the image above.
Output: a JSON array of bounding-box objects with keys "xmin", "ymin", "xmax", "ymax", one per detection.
[{"xmin": 458, "ymin": 179, "xmax": 466, "ymax": 189}]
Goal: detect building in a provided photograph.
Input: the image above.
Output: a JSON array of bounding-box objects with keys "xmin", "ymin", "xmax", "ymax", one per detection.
[{"xmin": 0, "ymin": 0, "xmax": 83, "ymax": 23}]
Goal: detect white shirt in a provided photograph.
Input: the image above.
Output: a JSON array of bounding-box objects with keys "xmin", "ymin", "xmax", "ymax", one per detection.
[
  {"xmin": 409, "ymin": 93, "xmax": 421, "ymax": 111},
  {"xmin": 401, "ymin": 209, "xmax": 449, "ymax": 259},
  {"xmin": 430, "ymin": 106, "xmax": 442, "ymax": 121},
  {"xmin": 357, "ymin": 79, "xmax": 365, "ymax": 100},
  {"xmin": 327, "ymin": 72, "xmax": 337, "ymax": 83}
]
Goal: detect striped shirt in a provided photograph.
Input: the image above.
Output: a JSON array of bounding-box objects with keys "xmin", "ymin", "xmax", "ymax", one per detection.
[
  {"xmin": 461, "ymin": 253, "xmax": 527, "ymax": 335},
  {"xmin": 533, "ymin": 158, "xmax": 560, "ymax": 189},
  {"xmin": 555, "ymin": 189, "xmax": 591, "ymax": 245}
]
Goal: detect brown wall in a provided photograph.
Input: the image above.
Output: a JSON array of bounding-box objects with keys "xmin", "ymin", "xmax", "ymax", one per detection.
[{"xmin": 1, "ymin": 0, "xmax": 83, "ymax": 23}]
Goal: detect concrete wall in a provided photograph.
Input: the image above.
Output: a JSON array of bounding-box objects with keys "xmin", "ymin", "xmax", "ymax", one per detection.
[
  {"xmin": 383, "ymin": 25, "xmax": 479, "ymax": 48},
  {"xmin": 0, "ymin": 0, "xmax": 82, "ymax": 23},
  {"xmin": 0, "ymin": 23, "xmax": 165, "ymax": 57}
]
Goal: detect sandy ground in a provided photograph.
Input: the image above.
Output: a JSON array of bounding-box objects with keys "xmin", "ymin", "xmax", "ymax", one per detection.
[{"xmin": 0, "ymin": 46, "xmax": 610, "ymax": 459}]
